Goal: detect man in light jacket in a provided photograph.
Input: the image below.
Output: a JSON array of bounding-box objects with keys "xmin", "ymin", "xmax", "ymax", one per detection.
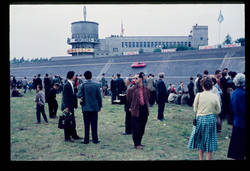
[{"xmin": 77, "ymin": 71, "xmax": 102, "ymax": 144}]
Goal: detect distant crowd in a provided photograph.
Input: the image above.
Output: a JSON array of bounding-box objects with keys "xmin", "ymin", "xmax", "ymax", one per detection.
[{"xmin": 10, "ymin": 67, "xmax": 245, "ymax": 160}]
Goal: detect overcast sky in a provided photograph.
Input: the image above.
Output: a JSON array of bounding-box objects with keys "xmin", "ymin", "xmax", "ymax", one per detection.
[{"xmin": 10, "ymin": 4, "xmax": 245, "ymax": 60}]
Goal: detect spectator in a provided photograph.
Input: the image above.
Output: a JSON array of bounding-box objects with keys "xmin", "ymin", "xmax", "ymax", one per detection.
[
  {"xmin": 36, "ymin": 74, "xmax": 43, "ymax": 89},
  {"xmin": 227, "ymin": 73, "xmax": 246, "ymax": 160},
  {"xmin": 73, "ymin": 75, "xmax": 79, "ymax": 109},
  {"xmin": 156, "ymin": 72, "xmax": 167, "ymax": 121},
  {"xmin": 210, "ymin": 77, "xmax": 222, "ymax": 106},
  {"xmin": 169, "ymin": 84, "xmax": 177, "ymax": 94},
  {"xmin": 44, "ymin": 73, "xmax": 52, "ymax": 103},
  {"xmin": 123, "ymin": 75, "xmax": 135, "ymax": 135},
  {"xmin": 110, "ymin": 74, "xmax": 117, "ymax": 104},
  {"xmin": 203, "ymin": 70, "xmax": 209, "ymax": 77},
  {"xmin": 100, "ymin": 73, "xmax": 107, "ymax": 98},
  {"xmin": 195, "ymin": 74, "xmax": 203, "ymax": 93},
  {"xmin": 210, "ymin": 77, "xmax": 222, "ymax": 133},
  {"xmin": 215, "ymin": 70, "xmax": 222, "ymax": 89},
  {"xmin": 47, "ymin": 83, "xmax": 59, "ymax": 118},
  {"xmin": 77, "ymin": 71, "xmax": 102, "ymax": 144},
  {"xmin": 34, "ymin": 84, "xmax": 48, "ymax": 124},
  {"xmin": 61, "ymin": 71, "xmax": 82, "ymax": 142},
  {"xmin": 220, "ymin": 71, "xmax": 230, "ymax": 122},
  {"xmin": 32, "ymin": 76, "xmax": 36, "ymax": 90},
  {"xmin": 181, "ymin": 91, "xmax": 189, "ymax": 105},
  {"xmin": 11, "ymin": 86, "xmax": 23, "ymax": 97},
  {"xmin": 78, "ymin": 74, "xmax": 84, "ymax": 86},
  {"xmin": 28, "ymin": 81, "xmax": 33, "ymax": 92},
  {"xmin": 223, "ymin": 68, "xmax": 229, "ymax": 79},
  {"xmin": 227, "ymin": 71, "xmax": 237, "ymax": 90},
  {"xmin": 168, "ymin": 92, "xmax": 178, "ymax": 103},
  {"xmin": 16, "ymin": 80, "xmax": 23, "ymax": 89},
  {"xmin": 127, "ymin": 72, "xmax": 150, "ymax": 150},
  {"xmin": 146, "ymin": 74, "xmax": 156, "ymax": 107},
  {"xmin": 22, "ymin": 77, "xmax": 28, "ymax": 94},
  {"xmin": 11, "ymin": 76, "xmax": 17, "ymax": 89},
  {"xmin": 116, "ymin": 73, "xmax": 126, "ymax": 101},
  {"xmin": 188, "ymin": 77, "xmax": 221, "ymax": 160},
  {"xmin": 187, "ymin": 77, "xmax": 195, "ymax": 106},
  {"xmin": 175, "ymin": 90, "xmax": 183, "ymax": 105}
]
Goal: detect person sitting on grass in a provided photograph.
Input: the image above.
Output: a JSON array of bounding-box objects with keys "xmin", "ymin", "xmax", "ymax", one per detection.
[{"xmin": 11, "ymin": 86, "xmax": 23, "ymax": 97}]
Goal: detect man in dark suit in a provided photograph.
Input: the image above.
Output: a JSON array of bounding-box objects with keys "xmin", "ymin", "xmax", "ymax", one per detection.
[
  {"xmin": 156, "ymin": 72, "xmax": 167, "ymax": 121},
  {"xmin": 47, "ymin": 83, "xmax": 59, "ymax": 118},
  {"xmin": 110, "ymin": 74, "xmax": 117, "ymax": 104},
  {"xmin": 77, "ymin": 71, "xmax": 102, "ymax": 144},
  {"xmin": 116, "ymin": 73, "xmax": 126, "ymax": 101},
  {"xmin": 44, "ymin": 73, "xmax": 52, "ymax": 103},
  {"xmin": 187, "ymin": 77, "xmax": 195, "ymax": 106},
  {"xmin": 61, "ymin": 71, "xmax": 82, "ymax": 142}
]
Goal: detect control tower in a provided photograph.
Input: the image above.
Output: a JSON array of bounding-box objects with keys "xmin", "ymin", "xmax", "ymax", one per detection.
[{"xmin": 67, "ymin": 6, "xmax": 99, "ymax": 56}]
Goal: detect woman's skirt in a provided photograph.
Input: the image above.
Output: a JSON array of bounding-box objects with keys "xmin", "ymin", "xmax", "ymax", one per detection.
[{"xmin": 188, "ymin": 114, "xmax": 218, "ymax": 152}]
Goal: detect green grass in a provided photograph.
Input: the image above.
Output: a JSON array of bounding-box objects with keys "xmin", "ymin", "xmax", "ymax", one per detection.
[{"xmin": 10, "ymin": 90, "xmax": 232, "ymax": 160}]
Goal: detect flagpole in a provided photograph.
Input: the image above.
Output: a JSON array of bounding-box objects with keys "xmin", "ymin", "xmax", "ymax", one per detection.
[{"xmin": 219, "ymin": 23, "xmax": 221, "ymax": 46}]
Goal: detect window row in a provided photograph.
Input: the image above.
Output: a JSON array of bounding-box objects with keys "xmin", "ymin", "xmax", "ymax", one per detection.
[
  {"xmin": 121, "ymin": 41, "xmax": 191, "ymax": 48},
  {"xmin": 72, "ymin": 33, "xmax": 98, "ymax": 39}
]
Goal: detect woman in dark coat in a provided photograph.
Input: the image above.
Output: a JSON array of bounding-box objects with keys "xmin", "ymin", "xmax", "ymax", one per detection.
[{"xmin": 227, "ymin": 73, "xmax": 246, "ymax": 160}]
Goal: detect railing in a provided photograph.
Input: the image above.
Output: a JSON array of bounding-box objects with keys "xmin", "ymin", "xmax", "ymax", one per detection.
[{"xmin": 67, "ymin": 38, "xmax": 100, "ymax": 44}]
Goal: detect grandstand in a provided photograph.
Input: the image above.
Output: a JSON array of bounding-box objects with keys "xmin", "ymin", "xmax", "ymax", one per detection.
[{"xmin": 10, "ymin": 47, "xmax": 245, "ymax": 87}]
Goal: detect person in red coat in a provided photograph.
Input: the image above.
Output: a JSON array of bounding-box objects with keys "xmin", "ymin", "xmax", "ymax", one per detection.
[{"xmin": 126, "ymin": 72, "xmax": 150, "ymax": 150}]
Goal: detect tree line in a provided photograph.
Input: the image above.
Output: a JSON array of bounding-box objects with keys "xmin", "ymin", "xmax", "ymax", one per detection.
[{"xmin": 10, "ymin": 57, "xmax": 52, "ymax": 64}]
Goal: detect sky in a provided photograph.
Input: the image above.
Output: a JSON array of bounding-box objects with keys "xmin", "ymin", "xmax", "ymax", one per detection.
[{"xmin": 10, "ymin": 4, "xmax": 245, "ymax": 60}]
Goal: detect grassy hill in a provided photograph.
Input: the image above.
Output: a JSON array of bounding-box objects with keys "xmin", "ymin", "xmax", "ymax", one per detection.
[{"xmin": 10, "ymin": 90, "xmax": 232, "ymax": 160}]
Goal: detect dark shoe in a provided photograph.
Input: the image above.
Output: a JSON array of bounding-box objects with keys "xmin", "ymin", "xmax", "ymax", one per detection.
[
  {"xmin": 36, "ymin": 122, "xmax": 41, "ymax": 124},
  {"xmin": 135, "ymin": 145, "xmax": 143, "ymax": 150},
  {"xmin": 93, "ymin": 140, "xmax": 100, "ymax": 144},
  {"xmin": 122, "ymin": 132, "xmax": 131, "ymax": 135},
  {"xmin": 81, "ymin": 140, "xmax": 89, "ymax": 144},
  {"xmin": 65, "ymin": 139, "xmax": 74, "ymax": 143},
  {"xmin": 72, "ymin": 136, "xmax": 83, "ymax": 140}
]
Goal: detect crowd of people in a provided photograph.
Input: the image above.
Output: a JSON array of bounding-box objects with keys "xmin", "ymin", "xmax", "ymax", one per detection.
[{"xmin": 10, "ymin": 67, "xmax": 245, "ymax": 160}]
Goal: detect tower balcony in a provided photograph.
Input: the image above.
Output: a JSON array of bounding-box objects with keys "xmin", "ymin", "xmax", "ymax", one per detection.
[{"xmin": 67, "ymin": 48, "xmax": 95, "ymax": 54}]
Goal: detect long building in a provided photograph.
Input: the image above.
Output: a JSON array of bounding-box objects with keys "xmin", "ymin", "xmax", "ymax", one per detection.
[{"xmin": 53, "ymin": 6, "xmax": 208, "ymax": 60}]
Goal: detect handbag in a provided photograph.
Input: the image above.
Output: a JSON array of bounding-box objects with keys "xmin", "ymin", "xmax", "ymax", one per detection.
[
  {"xmin": 216, "ymin": 115, "xmax": 222, "ymax": 132},
  {"xmin": 58, "ymin": 111, "xmax": 74, "ymax": 129},
  {"xmin": 193, "ymin": 93, "xmax": 201, "ymax": 126}
]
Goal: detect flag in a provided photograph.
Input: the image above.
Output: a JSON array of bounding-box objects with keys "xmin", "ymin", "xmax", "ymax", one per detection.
[
  {"xmin": 218, "ymin": 10, "xmax": 224, "ymax": 23},
  {"xmin": 121, "ymin": 21, "xmax": 124, "ymax": 36}
]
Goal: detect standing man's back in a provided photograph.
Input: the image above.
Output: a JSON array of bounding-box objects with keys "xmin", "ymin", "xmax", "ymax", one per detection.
[
  {"xmin": 156, "ymin": 73, "xmax": 167, "ymax": 121},
  {"xmin": 78, "ymin": 71, "xmax": 102, "ymax": 144}
]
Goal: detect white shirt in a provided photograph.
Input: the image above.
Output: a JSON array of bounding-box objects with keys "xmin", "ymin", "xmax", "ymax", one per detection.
[{"xmin": 67, "ymin": 79, "xmax": 74, "ymax": 93}]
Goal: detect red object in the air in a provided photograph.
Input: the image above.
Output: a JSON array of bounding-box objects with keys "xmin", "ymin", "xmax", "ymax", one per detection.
[{"xmin": 131, "ymin": 62, "xmax": 146, "ymax": 68}]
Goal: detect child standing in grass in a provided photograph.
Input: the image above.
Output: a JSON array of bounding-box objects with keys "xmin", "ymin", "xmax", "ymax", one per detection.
[{"xmin": 35, "ymin": 84, "xmax": 48, "ymax": 124}]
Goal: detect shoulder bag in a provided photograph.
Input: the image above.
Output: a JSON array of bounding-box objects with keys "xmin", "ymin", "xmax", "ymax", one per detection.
[{"xmin": 193, "ymin": 93, "xmax": 201, "ymax": 126}]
